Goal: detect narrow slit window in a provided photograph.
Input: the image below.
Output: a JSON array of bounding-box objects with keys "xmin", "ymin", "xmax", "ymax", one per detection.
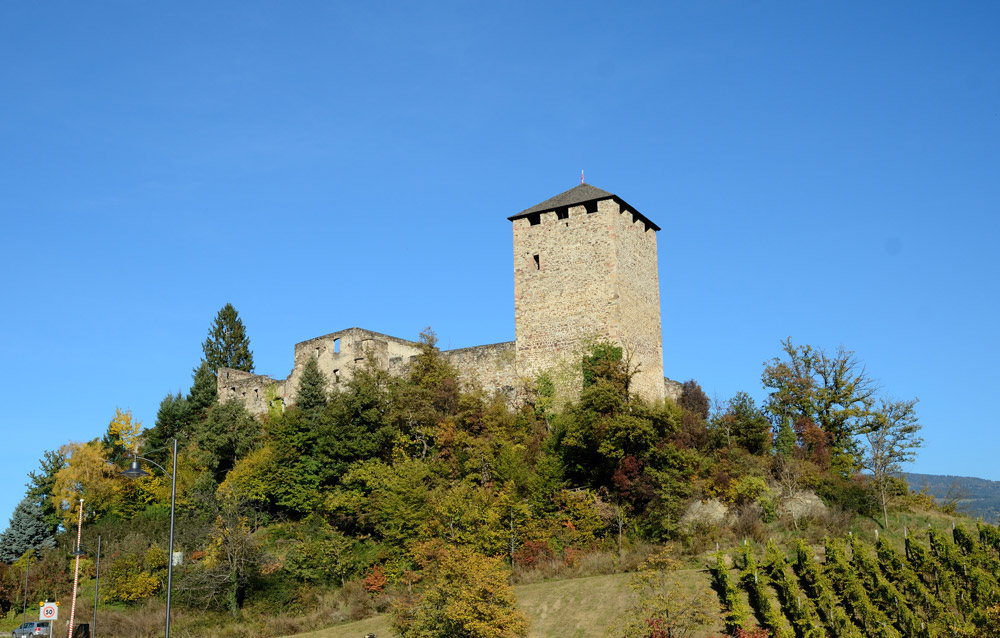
[
  {"xmin": 315, "ymin": 347, "xmax": 320, "ymax": 359},
  {"xmin": 333, "ymin": 338, "xmax": 340, "ymax": 353},
  {"xmin": 532, "ymin": 253, "xmax": 540, "ymax": 270},
  {"xmin": 333, "ymin": 369, "xmax": 340, "ymax": 383}
]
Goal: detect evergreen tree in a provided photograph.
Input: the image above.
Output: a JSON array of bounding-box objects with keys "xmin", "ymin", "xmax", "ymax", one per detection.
[
  {"xmin": 24, "ymin": 450, "xmax": 65, "ymax": 535},
  {"xmin": 202, "ymin": 303, "xmax": 254, "ymax": 373},
  {"xmin": 774, "ymin": 417, "xmax": 796, "ymax": 458},
  {"xmin": 0, "ymin": 497, "xmax": 56, "ymax": 563},
  {"xmin": 295, "ymin": 357, "xmax": 329, "ymax": 416},
  {"xmin": 195, "ymin": 400, "xmax": 262, "ymax": 481},
  {"xmin": 143, "ymin": 391, "xmax": 191, "ymax": 455},
  {"xmin": 188, "ymin": 360, "xmax": 219, "ymax": 419}
]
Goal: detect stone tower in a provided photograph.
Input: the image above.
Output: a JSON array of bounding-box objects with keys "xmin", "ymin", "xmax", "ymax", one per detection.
[{"xmin": 510, "ymin": 183, "xmax": 665, "ymax": 401}]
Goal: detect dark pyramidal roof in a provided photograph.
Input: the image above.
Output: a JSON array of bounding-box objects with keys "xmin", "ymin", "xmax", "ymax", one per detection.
[{"xmin": 508, "ymin": 183, "xmax": 660, "ymax": 231}]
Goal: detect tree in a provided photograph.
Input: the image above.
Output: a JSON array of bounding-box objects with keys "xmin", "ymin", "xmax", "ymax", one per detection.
[
  {"xmin": 295, "ymin": 356, "xmax": 328, "ymax": 415},
  {"xmin": 180, "ymin": 489, "xmax": 265, "ymax": 616},
  {"xmin": 188, "ymin": 360, "xmax": 219, "ymax": 418},
  {"xmin": 773, "ymin": 417, "xmax": 796, "ymax": 458},
  {"xmin": 24, "ymin": 450, "xmax": 66, "ymax": 535},
  {"xmin": 675, "ymin": 380, "xmax": 710, "ymax": 450},
  {"xmin": 143, "ymin": 391, "xmax": 191, "ymax": 455},
  {"xmin": 103, "ymin": 407, "xmax": 143, "ymax": 463},
  {"xmin": 859, "ymin": 397, "xmax": 922, "ymax": 529},
  {"xmin": 608, "ymin": 546, "xmax": 715, "ymax": 638},
  {"xmin": 713, "ymin": 392, "xmax": 770, "ymax": 455},
  {"xmin": 391, "ymin": 543, "xmax": 528, "ymax": 638},
  {"xmin": 194, "ymin": 400, "xmax": 262, "ymax": 482},
  {"xmin": 0, "ymin": 497, "xmax": 56, "ymax": 563},
  {"xmin": 202, "ymin": 303, "xmax": 254, "ymax": 373},
  {"xmin": 761, "ymin": 338, "xmax": 878, "ymax": 473}
]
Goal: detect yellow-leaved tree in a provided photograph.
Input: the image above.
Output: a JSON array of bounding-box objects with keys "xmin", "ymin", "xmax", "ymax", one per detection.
[
  {"xmin": 52, "ymin": 441, "xmax": 118, "ymax": 527},
  {"xmin": 391, "ymin": 542, "xmax": 528, "ymax": 638},
  {"xmin": 107, "ymin": 407, "xmax": 143, "ymax": 454}
]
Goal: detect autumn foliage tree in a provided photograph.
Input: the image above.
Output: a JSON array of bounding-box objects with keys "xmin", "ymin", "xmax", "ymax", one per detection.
[
  {"xmin": 391, "ymin": 543, "xmax": 528, "ymax": 638},
  {"xmin": 762, "ymin": 338, "xmax": 878, "ymax": 473}
]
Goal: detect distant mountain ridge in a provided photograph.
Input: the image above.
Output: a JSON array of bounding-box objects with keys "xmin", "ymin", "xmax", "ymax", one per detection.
[{"xmin": 904, "ymin": 472, "xmax": 1000, "ymax": 523}]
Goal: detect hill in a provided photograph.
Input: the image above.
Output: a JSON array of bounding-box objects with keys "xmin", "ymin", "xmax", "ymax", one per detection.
[
  {"xmin": 904, "ymin": 472, "xmax": 1000, "ymax": 523},
  {"xmin": 289, "ymin": 570, "xmax": 731, "ymax": 638}
]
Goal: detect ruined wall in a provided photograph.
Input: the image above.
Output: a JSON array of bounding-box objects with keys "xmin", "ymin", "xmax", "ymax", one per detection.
[
  {"xmin": 512, "ymin": 197, "xmax": 665, "ymax": 402},
  {"xmin": 219, "ymin": 330, "xmax": 524, "ymax": 415},
  {"xmin": 218, "ymin": 368, "xmax": 285, "ymax": 415},
  {"xmin": 664, "ymin": 377, "xmax": 683, "ymax": 403},
  {"xmin": 443, "ymin": 341, "xmax": 518, "ymax": 399},
  {"xmin": 218, "ymin": 328, "xmax": 425, "ymax": 413}
]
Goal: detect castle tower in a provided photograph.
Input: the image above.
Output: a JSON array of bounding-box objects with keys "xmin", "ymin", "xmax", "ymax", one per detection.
[{"xmin": 510, "ymin": 184, "xmax": 665, "ymax": 402}]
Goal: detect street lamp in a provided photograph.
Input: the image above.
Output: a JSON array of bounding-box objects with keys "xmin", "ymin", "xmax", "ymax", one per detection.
[
  {"xmin": 120, "ymin": 438, "xmax": 177, "ymax": 638},
  {"xmin": 72, "ymin": 535, "xmax": 101, "ymax": 638}
]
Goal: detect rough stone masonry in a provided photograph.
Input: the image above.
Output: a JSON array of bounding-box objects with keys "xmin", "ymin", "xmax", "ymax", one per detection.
[{"xmin": 218, "ymin": 183, "xmax": 682, "ymax": 413}]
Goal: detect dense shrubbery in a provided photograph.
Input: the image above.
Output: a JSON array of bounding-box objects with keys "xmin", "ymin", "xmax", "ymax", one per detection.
[{"xmin": 0, "ymin": 312, "xmax": 946, "ymax": 637}]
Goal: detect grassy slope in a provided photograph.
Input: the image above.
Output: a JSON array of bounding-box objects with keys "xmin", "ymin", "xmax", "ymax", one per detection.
[
  {"xmin": 290, "ymin": 507, "xmax": 966, "ymax": 638},
  {"xmin": 291, "ymin": 570, "xmax": 729, "ymax": 638}
]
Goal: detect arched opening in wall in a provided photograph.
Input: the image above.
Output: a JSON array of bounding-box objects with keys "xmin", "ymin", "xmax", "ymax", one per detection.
[{"xmin": 334, "ymin": 338, "xmax": 340, "ymax": 354}]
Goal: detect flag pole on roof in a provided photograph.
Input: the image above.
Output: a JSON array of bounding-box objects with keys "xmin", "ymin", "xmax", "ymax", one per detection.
[{"xmin": 581, "ymin": 169, "xmax": 584, "ymax": 184}]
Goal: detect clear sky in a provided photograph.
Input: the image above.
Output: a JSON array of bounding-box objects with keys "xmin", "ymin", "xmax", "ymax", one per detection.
[{"xmin": 2, "ymin": 2, "xmax": 998, "ymax": 532}]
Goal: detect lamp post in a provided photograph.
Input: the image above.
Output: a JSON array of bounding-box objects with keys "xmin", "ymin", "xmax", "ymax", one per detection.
[
  {"xmin": 72, "ymin": 535, "xmax": 101, "ymax": 638},
  {"xmin": 121, "ymin": 438, "xmax": 177, "ymax": 638}
]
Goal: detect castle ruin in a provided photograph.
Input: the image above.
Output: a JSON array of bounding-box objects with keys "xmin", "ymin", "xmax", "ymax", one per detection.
[{"xmin": 218, "ymin": 183, "xmax": 681, "ymax": 413}]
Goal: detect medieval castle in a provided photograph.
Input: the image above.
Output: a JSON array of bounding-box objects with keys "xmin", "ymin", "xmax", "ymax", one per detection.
[{"xmin": 218, "ymin": 183, "xmax": 680, "ymax": 413}]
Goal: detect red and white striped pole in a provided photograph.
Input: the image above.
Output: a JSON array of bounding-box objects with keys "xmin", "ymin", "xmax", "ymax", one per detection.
[{"xmin": 68, "ymin": 499, "xmax": 84, "ymax": 638}]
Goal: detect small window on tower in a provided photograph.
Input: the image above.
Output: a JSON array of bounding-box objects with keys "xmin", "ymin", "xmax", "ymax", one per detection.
[
  {"xmin": 585, "ymin": 201, "xmax": 598, "ymax": 214},
  {"xmin": 334, "ymin": 338, "xmax": 340, "ymax": 354},
  {"xmin": 333, "ymin": 369, "xmax": 340, "ymax": 383},
  {"xmin": 556, "ymin": 208, "xmax": 568, "ymax": 220},
  {"xmin": 527, "ymin": 213, "xmax": 541, "ymax": 226},
  {"xmin": 533, "ymin": 253, "xmax": 540, "ymax": 270}
]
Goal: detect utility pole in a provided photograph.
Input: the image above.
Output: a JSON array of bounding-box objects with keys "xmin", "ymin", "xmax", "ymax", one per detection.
[{"xmin": 21, "ymin": 548, "xmax": 32, "ymax": 625}]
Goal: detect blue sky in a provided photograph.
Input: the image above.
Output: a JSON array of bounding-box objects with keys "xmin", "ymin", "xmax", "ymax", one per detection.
[{"xmin": 2, "ymin": 2, "xmax": 998, "ymax": 531}]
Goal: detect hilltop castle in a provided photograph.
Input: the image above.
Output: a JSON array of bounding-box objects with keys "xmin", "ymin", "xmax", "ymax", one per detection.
[{"xmin": 218, "ymin": 183, "xmax": 680, "ymax": 412}]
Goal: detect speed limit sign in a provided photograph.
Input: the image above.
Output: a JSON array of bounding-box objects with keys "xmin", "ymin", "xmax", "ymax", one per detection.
[{"xmin": 40, "ymin": 601, "xmax": 58, "ymax": 620}]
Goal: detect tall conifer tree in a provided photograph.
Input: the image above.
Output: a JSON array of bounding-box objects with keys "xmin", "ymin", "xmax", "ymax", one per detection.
[{"xmin": 202, "ymin": 303, "xmax": 255, "ymax": 373}]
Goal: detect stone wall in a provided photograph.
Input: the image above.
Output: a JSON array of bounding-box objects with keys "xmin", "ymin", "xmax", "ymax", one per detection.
[
  {"xmin": 443, "ymin": 341, "xmax": 519, "ymax": 399},
  {"xmin": 219, "ymin": 332, "xmax": 524, "ymax": 414},
  {"xmin": 218, "ymin": 327, "xmax": 425, "ymax": 412}
]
